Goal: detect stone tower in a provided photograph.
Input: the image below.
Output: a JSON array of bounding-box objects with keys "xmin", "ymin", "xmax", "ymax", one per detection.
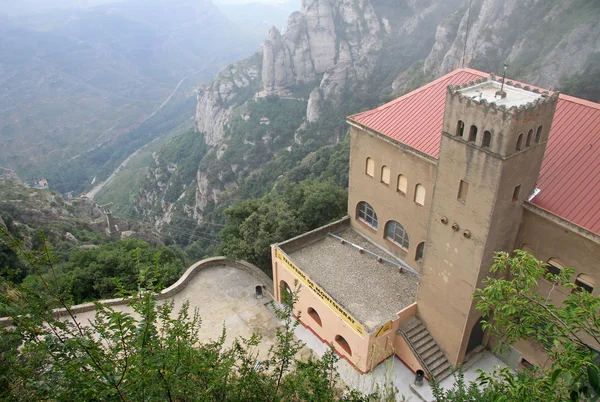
[{"xmin": 416, "ymin": 77, "xmax": 560, "ymax": 367}]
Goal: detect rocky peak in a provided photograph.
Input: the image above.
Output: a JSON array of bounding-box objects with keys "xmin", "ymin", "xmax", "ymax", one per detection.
[
  {"xmin": 262, "ymin": 0, "xmax": 383, "ymax": 106},
  {"xmin": 418, "ymin": 0, "xmax": 600, "ymax": 88},
  {"xmin": 195, "ymin": 57, "xmax": 261, "ymax": 145}
]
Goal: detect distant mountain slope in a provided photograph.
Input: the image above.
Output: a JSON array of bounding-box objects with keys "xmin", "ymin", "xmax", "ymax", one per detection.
[
  {"xmin": 133, "ymin": 0, "xmax": 600, "ymax": 261},
  {"xmin": 0, "ymin": 0, "xmax": 260, "ymax": 180}
]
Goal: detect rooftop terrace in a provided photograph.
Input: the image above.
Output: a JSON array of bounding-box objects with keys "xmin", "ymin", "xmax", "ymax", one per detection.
[
  {"xmin": 457, "ymin": 80, "xmax": 543, "ymax": 108},
  {"xmin": 280, "ymin": 220, "xmax": 419, "ymax": 332}
]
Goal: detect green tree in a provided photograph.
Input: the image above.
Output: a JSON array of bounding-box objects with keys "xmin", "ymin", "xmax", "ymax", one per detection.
[
  {"xmin": 219, "ymin": 180, "xmax": 348, "ymax": 271},
  {"xmin": 0, "ymin": 232, "xmax": 388, "ymax": 401},
  {"xmin": 469, "ymin": 250, "xmax": 600, "ymax": 401}
]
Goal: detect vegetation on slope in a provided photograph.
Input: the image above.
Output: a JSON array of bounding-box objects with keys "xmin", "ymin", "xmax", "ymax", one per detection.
[
  {"xmin": 43, "ymin": 95, "xmax": 197, "ymax": 195},
  {"xmin": 219, "ymin": 180, "xmax": 348, "ymax": 272},
  {"xmin": 0, "ymin": 234, "xmax": 394, "ymax": 401}
]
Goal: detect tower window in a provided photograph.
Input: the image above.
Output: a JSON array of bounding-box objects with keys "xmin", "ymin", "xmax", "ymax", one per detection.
[
  {"xmin": 414, "ymin": 184, "xmax": 426, "ymax": 206},
  {"xmin": 307, "ymin": 307, "xmax": 323, "ymax": 326},
  {"xmin": 385, "ymin": 220, "xmax": 410, "ymax": 250},
  {"xmin": 397, "ymin": 174, "xmax": 408, "ymax": 194},
  {"xmin": 516, "ymin": 134, "xmax": 524, "ymax": 151},
  {"xmin": 468, "ymin": 125, "xmax": 478, "ymax": 142},
  {"xmin": 415, "ymin": 242, "xmax": 425, "ymax": 262},
  {"xmin": 546, "ymin": 258, "xmax": 564, "ymax": 277},
  {"xmin": 535, "ymin": 126, "xmax": 543, "ymax": 143},
  {"xmin": 482, "ymin": 131, "xmax": 492, "ymax": 148},
  {"xmin": 357, "ymin": 201, "xmax": 378, "ymax": 229},
  {"xmin": 574, "ymin": 274, "xmax": 595, "ymax": 294},
  {"xmin": 365, "ymin": 157, "xmax": 375, "ymax": 177},
  {"xmin": 512, "ymin": 185, "xmax": 521, "ymax": 202},
  {"xmin": 381, "ymin": 165, "xmax": 390, "ymax": 186},
  {"xmin": 457, "ymin": 180, "xmax": 469, "ymax": 202},
  {"xmin": 335, "ymin": 335, "xmax": 352, "ymax": 356},
  {"xmin": 526, "ymin": 129, "xmax": 533, "ymax": 147},
  {"xmin": 456, "ymin": 120, "xmax": 465, "ymax": 137}
]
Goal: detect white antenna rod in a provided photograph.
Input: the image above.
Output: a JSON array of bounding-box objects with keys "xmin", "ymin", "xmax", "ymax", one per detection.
[{"xmin": 461, "ymin": 0, "xmax": 474, "ymax": 68}]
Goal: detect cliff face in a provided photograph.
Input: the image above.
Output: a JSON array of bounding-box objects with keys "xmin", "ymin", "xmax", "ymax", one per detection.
[
  {"xmin": 414, "ymin": 0, "xmax": 600, "ymax": 89},
  {"xmin": 143, "ymin": 0, "xmax": 600, "ymax": 243},
  {"xmin": 261, "ymin": 0, "xmax": 383, "ymax": 99},
  {"xmin": 195, "ymin": 56, "xmax": 262, "ymax": 146}
]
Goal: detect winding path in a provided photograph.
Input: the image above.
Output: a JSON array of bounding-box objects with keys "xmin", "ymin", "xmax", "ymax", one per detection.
[{"xmin": 83, "ymin": 70, "xmax": 205, "ymax": 199}]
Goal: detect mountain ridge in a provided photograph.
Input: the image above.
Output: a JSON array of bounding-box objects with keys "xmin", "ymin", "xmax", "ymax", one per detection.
[{"xmin": 137, "ymin": 0, "xmax": 600, "ymax": 257}]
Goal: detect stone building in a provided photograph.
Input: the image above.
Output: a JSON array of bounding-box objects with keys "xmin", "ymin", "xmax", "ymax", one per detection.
[{"xmin": 270, "ymin": 68, "xmax": 600, "ymax": 379}]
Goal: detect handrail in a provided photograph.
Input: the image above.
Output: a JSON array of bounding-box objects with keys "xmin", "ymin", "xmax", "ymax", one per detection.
[{"xmin": 327, "ymin": 233, "xmax": 420, "ymax": 276}]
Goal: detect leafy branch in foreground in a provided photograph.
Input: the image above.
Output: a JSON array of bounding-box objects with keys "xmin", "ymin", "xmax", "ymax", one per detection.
[
  {"xmin": 0, "ymin": 228, "xmax": 387, "ymax": 401},
  {"xmin": 470, "ymin": 250, "xmax": 600, "ymax": 401}
]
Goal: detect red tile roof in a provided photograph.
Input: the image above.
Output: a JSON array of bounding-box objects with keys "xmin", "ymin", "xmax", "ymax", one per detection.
[{"xmin": 348, "ymin": 68, "xmax": 600, "ymax": 235}]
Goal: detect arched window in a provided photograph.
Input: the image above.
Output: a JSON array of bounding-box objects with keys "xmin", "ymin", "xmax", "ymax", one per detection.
[
  {"xmin": 456, "ymin": 120, "xmax": 465, "ymax": 137},
  {"xmin": 415, "ymin": 242, "xmax": 425, "ymax": 261},
  {"xmin": 482, "ymin": 131, "xmax": 492, "ymax": 148},
  {"xmin": 397, "ymin": 174, "xmax": 407, "ymax": 194},
  {"xmin": 385, "ymin": 220, "xmax": 410, "ymax": 250},
  {"xmin": 546, "ymin": 258, "xmax": 564, "ymax": 277},
  {"xmin": 535, "ymin": 126, "xmax": 543, "ymax": 143},
  {"xmin": 280, "ymin": 280, "xmax": 292, "ymax": 301},
  {"xmin": 357, "ymin": 201, "xmax": 378, "ymax": 229},
  {"xmin": 516, "ymin": 134, "xmax": 524, "ymax": 151},
  {"xmin": 574, "ymin": 274, "xmax": 595, "ymax": 294},
  {"xmin": 414, "ymin": 184, "xmax": 426, "ymax": 206},
  {"xmin": 365, "ymin": 158, "xmax": 375, "ymax": 177},
  {"xmin": 335, "ymin": 335, "xmax": 352, "ymax": 356},
  {"xmin": 468, "ymin": 125, "xmax": 478, "ymax": 142},
  {"xmin": 381, "ymin": 165, "xmax": 390, "ymax": 186},
  {"xmin": 308, "ymin": 307, "xmax": 322, "ymax": 326},
  {"xmin": 526, "ymin": 129, "xmax": 533, "ymax": 147}
]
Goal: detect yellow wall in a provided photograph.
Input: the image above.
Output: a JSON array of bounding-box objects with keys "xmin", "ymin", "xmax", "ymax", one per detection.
[
  {"xmin": 347, "ymin": 126, "xmax": 436, "ymax": 269},
  {"xmin": 273, "ymin": 247, "xmax": 421, "ymax": 373},
  {"xmin": 273, "ymin": 251, "xmax": 371, "ymax": 372}
]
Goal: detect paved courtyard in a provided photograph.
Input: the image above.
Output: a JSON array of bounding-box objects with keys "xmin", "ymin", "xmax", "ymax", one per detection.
[
  {"xmin": 65, "ymin": 262, "xmax": 505, "ymax": 401},
  {"xmin": 70, "ymin": 264, "xmax": 280, "ymax": 358}
]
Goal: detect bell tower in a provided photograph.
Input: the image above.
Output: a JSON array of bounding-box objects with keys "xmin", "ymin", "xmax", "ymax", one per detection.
[{"xmin": 416, "ymin": 77, "xmax": 559, "ymax": 367}]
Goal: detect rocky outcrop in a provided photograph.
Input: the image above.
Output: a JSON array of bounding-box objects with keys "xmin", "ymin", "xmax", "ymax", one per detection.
[
  {"xmin": 419, "ymin": 0, "xmax": 600, "ymax": 88},
  {"xmin": 261, "ymin": 0, "xmax": 383, "ymax": 108},
  {"xmin": 0, "ymin": 179, "xmax": 161, "ymax": 247},
  {"xmin": 195, "ymin": 58, "xmax": 261, "ymax": 145}
]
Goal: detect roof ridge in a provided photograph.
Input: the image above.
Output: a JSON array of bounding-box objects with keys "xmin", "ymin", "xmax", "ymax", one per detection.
[
  {"xmin": 348, "ymin": 68, "xmax": 488, "ymax": 121},
  {"xmin": 558, "ymin": 93, "xmax": 600, "ymax": 110}
]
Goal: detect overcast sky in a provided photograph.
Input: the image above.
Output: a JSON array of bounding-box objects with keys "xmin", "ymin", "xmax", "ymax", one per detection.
[{"xmin": 0, "ymin": 0, "xmax": 297, "ymax": 16}]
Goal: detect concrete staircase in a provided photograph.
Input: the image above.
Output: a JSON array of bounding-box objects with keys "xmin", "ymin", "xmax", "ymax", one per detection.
[{"xmin": 398, "ymin": 317, "xmax": 453, "ymax": 382}]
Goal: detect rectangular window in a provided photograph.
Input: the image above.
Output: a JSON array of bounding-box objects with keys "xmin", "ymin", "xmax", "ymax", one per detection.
[
  {"xmin": 457, "ymin": 180, "xmax": 469, "ymax": 202},
  {"xmin": 381, "ymin": 166, "xmax": 390, "ymax": 185},
  {"xmin": 513, "ymin": 185, "xmax": 521, "ymax": 203}
]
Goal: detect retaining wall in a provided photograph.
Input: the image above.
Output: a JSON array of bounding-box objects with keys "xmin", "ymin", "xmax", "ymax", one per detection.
[{"xmin": 0, "ymin": 257, "xmax": 272, "ymax": 327}]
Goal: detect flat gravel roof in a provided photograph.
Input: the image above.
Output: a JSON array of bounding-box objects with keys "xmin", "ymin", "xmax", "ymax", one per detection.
[{"xmin": 287, "ymin": 227, "xmax": 419, "ymax": 332}]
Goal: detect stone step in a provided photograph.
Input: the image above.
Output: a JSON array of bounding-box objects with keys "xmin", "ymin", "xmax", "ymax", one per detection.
[
  {"xmin": 420, "ymin": 343, "xmax": 440, "ymax": 360},
  {"xmin": 424, "ymin": 350, "xmax": 445, "ymax": 367},
  {"xmin": 406, "ymin": 323, "xmax": 426, "ymax": 337},
  {"xmin": 399, "ymin": 317, "xmax": 454, "ymax": 383},
  {"xmin": 411, "ymin": 331, "xmax": 431, "ymax": 345},
  {"xmin": 430, "ymin": 359, "xmax": 451, "ymax": 376},
  {"xmin": 407, "ymin": 326, "xmax": 427, "ymax": 341},
  {"xmin": 432, "ymin": 363, "xmax": 453, "ymax": 382},
  {"xmin": 414, "ymin": 335, "xmax": 435, "ymax": 351}
]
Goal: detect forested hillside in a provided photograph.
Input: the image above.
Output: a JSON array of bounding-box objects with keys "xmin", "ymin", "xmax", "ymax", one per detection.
[{"xmin": 134, "ymin": 0, "xmax": 599, "ymax": 265}]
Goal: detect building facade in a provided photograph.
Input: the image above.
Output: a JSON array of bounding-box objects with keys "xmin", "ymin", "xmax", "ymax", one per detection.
[{"xmin": 271, "ymin": 68, "xmax": 600, "ymax": 378}]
